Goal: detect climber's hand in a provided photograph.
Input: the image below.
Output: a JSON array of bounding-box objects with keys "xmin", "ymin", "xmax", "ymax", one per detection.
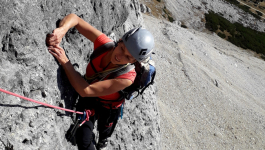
[
  {"xmin": 48, "ymin": 45, "xmax": 69, "ymax": 65},
  {"xmin": 46, "ymin": 27, "xmax": 66, "ymax": 46}
]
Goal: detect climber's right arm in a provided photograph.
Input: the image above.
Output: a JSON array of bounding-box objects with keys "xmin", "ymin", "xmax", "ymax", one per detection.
[{"xmin": 46, "ymin": 13, "xmax": 102, "ymax": 46}]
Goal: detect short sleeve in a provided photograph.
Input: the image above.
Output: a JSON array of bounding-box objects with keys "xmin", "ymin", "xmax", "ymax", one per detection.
[
  {"xmin": 115, "ymin": 69, "xmax": 136, "ymax": 82},
  {"xmin": 94, "ymin": 34, "xmax": 113, "ymax": 50}
]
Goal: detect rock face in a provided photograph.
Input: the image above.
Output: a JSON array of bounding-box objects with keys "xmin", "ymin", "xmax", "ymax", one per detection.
[
  {"xmin": 140, "ymin": 3, "xmax": 151, "ymax": 14},
  {"xmin": 163, "ymin": 0, "xmax": 265, "ymax": 32},
  {"xmin": 0, "ymin": 0, "xmax": 160, "ymax": 150}
]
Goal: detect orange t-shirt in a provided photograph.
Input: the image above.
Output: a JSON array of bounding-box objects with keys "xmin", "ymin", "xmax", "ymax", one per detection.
[{"xmin": 85, "ymin": 34, "xmax": 136, "ymax": 106}]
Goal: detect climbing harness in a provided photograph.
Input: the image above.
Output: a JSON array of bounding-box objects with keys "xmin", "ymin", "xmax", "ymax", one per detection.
[{"xmin": 66, "ymin": 109, "xmax": 95, "ymax": 144}]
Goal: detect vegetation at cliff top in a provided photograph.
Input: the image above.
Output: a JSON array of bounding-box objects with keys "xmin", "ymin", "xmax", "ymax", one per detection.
[
  {"xmin": 224, "ymin": 0, "xmax": 263, "ymax": 20},
  {"xmin": 205, "ymin": 11, "xmax": 265, "ymax": 60}
]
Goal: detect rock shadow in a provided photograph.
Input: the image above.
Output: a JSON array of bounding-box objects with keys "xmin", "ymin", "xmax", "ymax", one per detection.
[
  {"xmin": 0, "ymin": 103, "xmax": 46, "ymax": 109},
  {"xmin": 56, "ymin": 65, "xmax": 79, "ymax": 118},
  {"xmin": 0, "ymin": 138, "xmax": 14, "ymax": 150}
]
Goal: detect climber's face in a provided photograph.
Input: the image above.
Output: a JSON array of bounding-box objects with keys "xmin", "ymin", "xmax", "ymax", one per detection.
[{"xmin": 110, "ymin": 41, "xmax": 136, "ymax": 65}]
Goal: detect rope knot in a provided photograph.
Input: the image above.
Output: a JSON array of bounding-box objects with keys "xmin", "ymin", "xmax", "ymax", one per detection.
[{"xmin": 79, "ymin": 109, "xmax": 95, "ymax": 126}]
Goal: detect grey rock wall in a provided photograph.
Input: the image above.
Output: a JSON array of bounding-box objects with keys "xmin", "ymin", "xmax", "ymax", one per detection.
[{"xmin": 0, "ymin": 0, "xmax": 159, "ymax": 149}]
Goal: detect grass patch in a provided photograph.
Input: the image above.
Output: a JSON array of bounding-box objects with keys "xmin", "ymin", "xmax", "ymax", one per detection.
[
  {"xmin": 163, "ymin": 7, "xmax": 175, "ymax": 22},
  {"xmin": 205, "ymin": 11, "xmax": 265, "ymax": 57},
  {"xmin": 256, "ymin": 10, "xmax": 263, "ymax": 16},
  {"xmin": 259, "ymin": 6, "xmax": 265, "ymax": 10},
  {"xmin": 168, "ymin": 16, "xmax": 175, "ymax": 22},
  {"xmin": 223, "ymin": 0, "xmax": 240, "ymax": 5},
  {"xmin": 217, "ymin": 32, "xmax": 226, "ymax": 38},
  {"xmin": 261, "ymin": 55, "xmax": 265, "ymax": 61}
]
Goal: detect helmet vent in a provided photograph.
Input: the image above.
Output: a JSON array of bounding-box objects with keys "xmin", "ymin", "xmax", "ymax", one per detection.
[{"xmin": 125, "ymin": 27, "xmax": 141, "ymax": 41}]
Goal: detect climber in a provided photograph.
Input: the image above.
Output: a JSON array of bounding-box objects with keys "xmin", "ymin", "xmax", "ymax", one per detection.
[{"xmin": 46, "ymin": 13, "xmax": 154, "ymax": 150}]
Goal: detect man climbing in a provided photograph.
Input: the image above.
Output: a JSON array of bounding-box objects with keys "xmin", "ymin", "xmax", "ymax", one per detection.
[{"xmin": 46, "ymin": 13, "xmax": 154, "ymax": 150}]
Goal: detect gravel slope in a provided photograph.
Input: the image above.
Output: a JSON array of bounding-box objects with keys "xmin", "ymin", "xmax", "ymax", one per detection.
[{"xmin": 142, "ymin": 14, "xmax": 265, "ymax": 150}]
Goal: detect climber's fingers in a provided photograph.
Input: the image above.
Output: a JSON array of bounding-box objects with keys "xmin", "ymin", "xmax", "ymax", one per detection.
[
  {"xmin": 46, "ymin": 27, "xmax": 65, "ymax": 46},
  {"xmin": 48, "ymin": 45, "xmax": 69, "ymax": 65}
]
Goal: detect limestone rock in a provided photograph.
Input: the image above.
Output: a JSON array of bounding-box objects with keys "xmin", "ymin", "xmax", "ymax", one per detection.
[
  {"xmin": 140, "ymin": 3, "xmax": 147, "ymax": 13},
  {"xmin": 140, "ymin": 3, "xmax": 151, "ymax": 14},
  {"xmin": 0, "ymin": 0, "xmax": 159, "ymax": 150}
]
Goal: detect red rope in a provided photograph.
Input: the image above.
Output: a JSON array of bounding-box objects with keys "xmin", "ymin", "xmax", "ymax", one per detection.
[
  {"xmin": 0, "ymin": 87, "xmax": 83, "ymax": 115},
  {"xmin": 79, "ymin": 109, "xmax": 95, "ymax": 126}
]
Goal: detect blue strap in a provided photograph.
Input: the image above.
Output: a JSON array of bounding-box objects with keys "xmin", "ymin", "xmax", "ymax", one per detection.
[
  {"xmin": 119, "ymin": 103, "xmax": 124, "ymax": 119},
  {"xmin": 78, "ymin": 111, "xmax": 87, "ymax": 122}
]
